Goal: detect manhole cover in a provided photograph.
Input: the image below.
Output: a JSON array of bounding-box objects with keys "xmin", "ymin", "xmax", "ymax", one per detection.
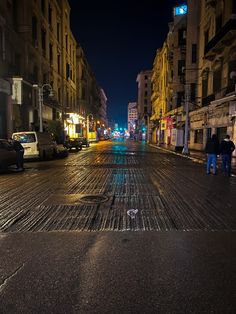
[{"xmin": 79, "ymin": 195, "xmax": 109, "ymax": 204}]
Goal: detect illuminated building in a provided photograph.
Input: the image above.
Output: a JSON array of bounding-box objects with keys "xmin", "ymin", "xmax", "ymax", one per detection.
[
  {"xmin": 136, "ymin": 70, "xmax": 152, "ymax": 140},
  {"xmin": 189, "ymin": 0, "xmax": 236, "ymax": 152},
  {"xmin": 127, "ymin": 102, "xmax": 138, "ymax": 135}
]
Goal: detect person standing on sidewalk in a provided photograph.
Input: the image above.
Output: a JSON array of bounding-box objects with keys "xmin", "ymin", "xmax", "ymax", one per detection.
[
  {"xmin": 219, "ymin": 135, "xmax": 235, "ymax": 177},
  {"xmin": 205, "ymin": 134, "xmax": 220, "ymax": 175},
  {"xmin": 12, "ymin": 139, "xmax": 24, "ymax": 171}
]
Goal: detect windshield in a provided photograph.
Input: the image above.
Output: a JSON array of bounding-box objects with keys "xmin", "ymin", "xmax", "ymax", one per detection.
[{"xmin": 13, "ymin": 133, "xmax": 36, "ymax": 143}]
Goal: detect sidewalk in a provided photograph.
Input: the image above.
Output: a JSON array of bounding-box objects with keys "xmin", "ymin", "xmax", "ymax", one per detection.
[{"xmin": 149, "ymin": 143, "xmax": 236, "ymax": 175}]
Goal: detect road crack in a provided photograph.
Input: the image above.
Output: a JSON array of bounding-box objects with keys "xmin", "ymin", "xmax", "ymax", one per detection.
[{"xmin": 0, "ymin": 262, "xmax": 26, "ymax": 293}]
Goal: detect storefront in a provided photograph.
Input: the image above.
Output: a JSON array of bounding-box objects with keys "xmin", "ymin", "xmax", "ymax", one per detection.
[
  {"xmin": 189, "ymin": 96, "xmax": 235, "ymax": 151},
  {"xmin": 64, "ymin": 112, "xmax": 85, "ymax": 138}
]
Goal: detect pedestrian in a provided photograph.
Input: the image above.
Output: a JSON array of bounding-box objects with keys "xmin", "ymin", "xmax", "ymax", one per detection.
[
  {"xmin": 205, "ymin": 134, "xmax": 220, "ymax": 175},
  {"xmin": 12, "ymin": 139, "xmax": 24, "ymax": 171},
  {"xmin": 219, "ymin": 134, "xmax": 235, "ymax": 177}
]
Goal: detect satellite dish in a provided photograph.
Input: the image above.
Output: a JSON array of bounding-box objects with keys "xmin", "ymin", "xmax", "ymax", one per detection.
[{"xmin": 230, "ymin": 71, "xmax": 236, "ymax": 79}]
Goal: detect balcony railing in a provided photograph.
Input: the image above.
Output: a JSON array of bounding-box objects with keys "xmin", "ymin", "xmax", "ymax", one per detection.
[{"xmin": 205, "ymin": 17, "xmax": 236, "ymax": 57}]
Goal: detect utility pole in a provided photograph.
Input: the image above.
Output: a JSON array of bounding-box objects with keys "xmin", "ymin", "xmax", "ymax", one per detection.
[
  {"xmin": 38, "ymin": 87, "xmax": 43, "ymax": 132},
  {"xmin": 33, "ymin": 84, "xmax": 53, "ymax": 133},
  {"xmin": 182, "ymin": 84, "xmax": 190, "ymax": 155}
]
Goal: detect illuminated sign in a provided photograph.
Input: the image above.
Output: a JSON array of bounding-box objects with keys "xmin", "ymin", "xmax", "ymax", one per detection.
[{"xmin": 174, "ymin": 4, "xmax": 187, "ymax": 16}]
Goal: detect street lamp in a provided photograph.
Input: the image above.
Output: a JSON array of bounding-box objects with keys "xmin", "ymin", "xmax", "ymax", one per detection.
[{"xmin": 33, "ymin": 84, "xmax": 53, "ymax": 132}]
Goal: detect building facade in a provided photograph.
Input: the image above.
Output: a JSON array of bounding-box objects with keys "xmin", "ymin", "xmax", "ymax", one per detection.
[
  {"xmin": 136, "ymin": 70, "xmax": 152, "ymax": 140},
  {"xmin": 127, "ymin": 102, "xmax": 138, "ymax": 136},
  {"xmin": 0, "ymin": 0, "xmax": 107, "ymax": 141},
  {"xmin": 189, "ymin": 0, "xmax": 236, "ymax": 153}
]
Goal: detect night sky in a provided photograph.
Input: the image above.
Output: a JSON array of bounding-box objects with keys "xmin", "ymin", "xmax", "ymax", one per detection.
[{"xmin": 69, "ymin": 0, "xmax": 179, "ymax": 128}]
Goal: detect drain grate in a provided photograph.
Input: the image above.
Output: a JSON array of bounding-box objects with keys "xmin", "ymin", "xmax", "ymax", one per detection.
[{"xmin": 79, "ymin": 194, "xmax": 109, "ymax": 204}]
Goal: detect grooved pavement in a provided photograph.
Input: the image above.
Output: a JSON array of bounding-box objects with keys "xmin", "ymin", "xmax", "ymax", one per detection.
[{"xmin": 0, "ymin": 141, "xmax": 235, "ymax": 232}]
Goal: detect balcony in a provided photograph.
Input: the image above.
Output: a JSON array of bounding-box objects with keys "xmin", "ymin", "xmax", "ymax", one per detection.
[
  {"xmin": 205, "ymin": 16, "xmax": 236, "ymax": 60},
  {"xmin": 202, "ymin": 94, "xmax": 215, "ymax": 107}
]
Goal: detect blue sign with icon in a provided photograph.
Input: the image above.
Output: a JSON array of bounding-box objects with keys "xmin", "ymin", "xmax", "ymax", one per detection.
[{"xmin": 174, "ymin": 4, "xmax": 187, "ymax": 16}]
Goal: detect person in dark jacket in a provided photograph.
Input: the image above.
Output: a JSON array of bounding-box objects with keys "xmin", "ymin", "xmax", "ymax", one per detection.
[
  {"xmin": 12, "ymin": 140, "xmax": 24, "ymax": 171},
  {"xmin": 219, "ymin": 135, "xmax": 235, "ymax": 176},
  {"xmin": 205, "ymin": 134, "xmax": 219, "ymax": 175}
]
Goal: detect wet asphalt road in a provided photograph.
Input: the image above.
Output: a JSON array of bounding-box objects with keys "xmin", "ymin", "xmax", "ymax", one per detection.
[{"xmin": 0, "ymin": 140, "xmax": 236, "ymax": 313}]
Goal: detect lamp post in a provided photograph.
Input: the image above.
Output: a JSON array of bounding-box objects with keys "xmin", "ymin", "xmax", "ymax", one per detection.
[
  {"xmin": 33, "ymin": 83, "xmax": 53, "ymax": 132},
  {"xmin": 182, "ymin": 84, "xmax": 190, "ymax": 155},
  {"xmin": 86, "ymin": 113, "xmax": 93, "ymax": 142}
]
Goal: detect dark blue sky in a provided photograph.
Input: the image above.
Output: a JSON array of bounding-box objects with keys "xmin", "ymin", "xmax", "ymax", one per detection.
[{"xmin": 69, "ymin": 0, "xmax": 179, "ymax": 127}]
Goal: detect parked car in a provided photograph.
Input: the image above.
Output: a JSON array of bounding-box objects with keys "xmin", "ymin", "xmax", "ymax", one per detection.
[
  {"xmin": 78, "ymin": 137, "xmax": 90, "ymax": 147},
  {"xmin": 64, "ymin": 137, "xmax": 82, "ymax": 151},
  {"xmin": 12, "ymin": 131, "xmax": 57, "ymax": 160},
  {"xmin": 0, "ymin": 139, "xmax": 17, "ymax": 172}
]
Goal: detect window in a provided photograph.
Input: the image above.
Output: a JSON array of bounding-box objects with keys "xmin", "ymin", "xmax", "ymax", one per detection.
[
  {"xmin": 215, "ymin": 14, "xmax": 222, "ymax": 34},
  {"xmin": 233, "ymin": 0, "xmax": 236, "ymax": 14},
  {"xmin": 204, "ymin": 29, "xmax": 209, "ymax": 48},
  {"xmin": 144, "ymin": 106, "xmax": 147, "ymax": 113},
  {"xmin": 144, "ymin": 98, "xmax": 147, "ymax": 104},
  {"xmin": 178, "ymin": 29, "xmax": 186, "ymax": 46},
  {"xmin": 81, "ymin": 87, "xmax": 85, "ymax": 100},
  {"xmin": 57, "ymin": 23, "xmax": 60, "ymax": 41},
  {"xmin": 57, "ymin": 54, "xmax": 60, "ymax": 73},
  {"xmin": 41, "ymin": 0, "xmax": 45, "ymax": 14},
  {"xmin": 41, "ymin": 28, "xmax": 46, "ymax": 55},
  {"xmin": 65, "ymin": 34, "xmax": 68, "ymax": 51},
  {"xmin": 177, "ymin": 91, "xmax": 184, "ymax": 107},
  {"xmin": 178, "ymin": 60, "xmax": 185, "ymax": 76},
  {"xmin": 213, "ymin": 68, "xmax": 222, "ymax": 93},
  {"xmin": 66, "ymin": 63, "xmax": 70, "ymax": 80},
  {"xmin": 49, "ymin": 43, "xmax": 53, "ymax": 63},
  {"xmin": 227, "ymin": 59, "xmax": 236, "ymax": 93},
  {"xmin": 144, "ymin": 75, "xmax": 148, "ymax": 80},
  {"xmin": 202, "ymin": 78, "xmax": 208, "ymax": 98},
  {"xmin": 144, "ymin": 91, "xmax": 148, "ymax": 96},
  {"xmin": 145, "ymin": 83, "xmax": 147, "ymax": 88},
  {"xmin": 58, "ymin": 87, "xmax": 61, "ymax": 102},
  {"xmin": 0, "ymin": 26, "xmax": 4, "ymax": 60},
  {"xmin": 33, "ymin": 65, "xmax": 38, "ymax": 82},
  {"xmin": 32, "ymin": 16, "xmax": 38, "ymax": 43},
  {"xmin": 194, "ymin": 129, "xmax": 203, "ymax": 144},
  {"xmin": 48, "ymin": 5, "xmax": 52, "ymax": 25},
  {"xmin": 192, "ymin": 44, "xmax": 197, "ymax": 63},
  {"xmin": 190, "ymin": 83, "xmax": 196, "ymax": 103}
]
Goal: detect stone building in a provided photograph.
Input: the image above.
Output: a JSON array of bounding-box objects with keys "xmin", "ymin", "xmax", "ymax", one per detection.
[
  {"xmin": 189, "ymin": 0, "xmax": 236, "ymax": 153},
  {"xmin": 151, "ymin": 3, "xmax": 188, "ymax": 148},
  {"xmin": 136, "ymin": 70, "xmax": 152, "ymax": 140},
  {"xmin": 0, "ymin": 0, "xmax": 106, "ymax": 140},
  {"xmin": 127, "ymin": 102, "xmax": 138, "ymax": 135}
]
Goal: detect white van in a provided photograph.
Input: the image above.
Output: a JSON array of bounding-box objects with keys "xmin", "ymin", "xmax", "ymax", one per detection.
[{"xmin": 12, "ymin": 132, "xmax": 57, "ymax": 160}]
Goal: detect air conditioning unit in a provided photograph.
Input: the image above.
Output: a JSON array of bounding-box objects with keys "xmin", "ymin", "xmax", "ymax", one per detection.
[{"xmin": 229, "ymin": 101, "xmax": 236, "ymax": 116}]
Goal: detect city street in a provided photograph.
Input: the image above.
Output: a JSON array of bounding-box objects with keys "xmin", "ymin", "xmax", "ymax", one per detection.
[{"xmin": 0, "ymin": 140, "xmax": 236, "ymax": 313}]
